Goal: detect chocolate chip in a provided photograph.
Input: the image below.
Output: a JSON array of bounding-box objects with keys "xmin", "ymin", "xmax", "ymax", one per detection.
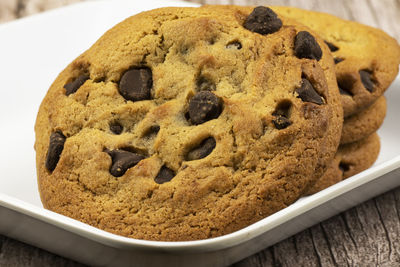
[
  {"xmin": 45, "ymin": 132, "xmax": 66, "ymax": 172},
  {"xmin": 148, "ymin": 125, "xmax": 160, "ymax": 134},
  {"xmin": 272, "ymin": 115, "xmax": 291, "ymax": 129},
  {"xmin": 337, "ymin": 75, "xmax": 356, "ymax": 96},
  {"xmin": 243, "ymin": 6, "xmax": 282, "ymax": 35},
  {"xmin": 339, "ymin": 86, "xmax": 352, "ymax": 96},
  {"xmin": 110, "ymin": 121, "xmax": 123, "ymax": 135},
  {"xmin": 119, "ymin": 67, "xmax": 152, "ymax": 101},
  {"xmin": 106, "ymin": 149, "xmax": 145, "ymax": 177},
  {"xmin": 296, "ymin": 78, "xmax": 324, "ymax": 105},
  {"xmin": 188, "ymin": 91, "xmax": 222, "ymax": 125},
  {"xmin": 226, "ymin": 41, "xmax": 242, "ymax": 49},
  {"xmin": 272, "ymin": 100, "xmax": 292, "ymax": 129},
  {"xmin": 359, "ymin": 70, "xmax": 375, "ymax": 92},
  {"xmin": 64, "ymin": 75, "xmax": 89, "ymax": 95},
  {"xmin": 143, "ymin": 125, "xmax": 160, "ymax": 138},
  {"xmin": 294, "ymin": 31, "xmax": 322, "ymax": 61},
  {"xmin": 186, "ymin": 137, "xmax": 216, "ymax": 161},
  {"xmin": 324, "ymin": 41, "xmax": 339, "ymax": 52},
  {"xmin": 334, "ymin": 58, "xmax": 344, "ymax": 64},
  {"xmin": 197, "ymin": 77, "xmax": 216, "ymax": 91},
  {"xmin": 184, "ymin": 111, "xmax": 191, "ymax": 122},
  {"xmin": 339, "ymin": 162, "xmax": 350, "ymax": 173},
  {"xmin": 208, "ymin": 37, "xmax": 217, "ymax": 45},
  {"xmin": 155, "ymin": 166, "xmax": 175, "ymax": 184}
]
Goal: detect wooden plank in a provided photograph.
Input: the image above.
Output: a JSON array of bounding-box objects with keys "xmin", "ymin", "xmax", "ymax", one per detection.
[
  {"xmin": 234, "ymin": 190, "xmax": 400, "ymax": 267},
  {"xmin": 0, "ymin": 234, "xmax": 85, "ymax": 266}
]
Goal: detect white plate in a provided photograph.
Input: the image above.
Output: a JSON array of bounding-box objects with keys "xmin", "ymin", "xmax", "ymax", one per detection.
[{"xmin": 0, "ymin": 1, "xmax": 399, "ymax": 266}]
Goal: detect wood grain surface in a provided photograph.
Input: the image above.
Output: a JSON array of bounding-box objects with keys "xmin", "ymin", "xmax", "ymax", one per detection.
[{"xmin": 1, "ymin": 0, "xmax": 400, "ymax": 266}]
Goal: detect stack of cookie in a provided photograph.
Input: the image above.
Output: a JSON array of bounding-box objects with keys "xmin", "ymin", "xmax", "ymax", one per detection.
[
  {"xmin": 34, "ymin": 5, "xmax": 399, "ymax": 241},
  {"xmin": 274, "ymin": 7, "xmax": 400, "ymax": 194}
]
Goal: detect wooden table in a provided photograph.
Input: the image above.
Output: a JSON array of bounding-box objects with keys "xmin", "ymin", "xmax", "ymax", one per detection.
[{"xmin": 1, "ymin": 0, "xmax": 399, "ymax": 266}]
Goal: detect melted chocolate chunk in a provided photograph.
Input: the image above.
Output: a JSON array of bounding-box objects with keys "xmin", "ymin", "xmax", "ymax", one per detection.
[
  {"xmin": 155, "ymin": 166, "xmax": 175, "ymax": 184},
  {"xmin": 106, "ymin": 149, "xmax": 145, "ymax": 177},
  {"xmin": 197, "ymin": 77, "xmax": 216, "ymax": 91},
  {"xmin": 148, "ymin": 125, "xmax": 160, "ymax": 134},
  {"xmin": 334, "ymin": 58, "xmax": 344, "ymax": 64},
  {"xmin": 359, "ymin": 70, "xmax": 375, "ymax": 92},
  {"xmin": 339, "ymin": 162, "xmax": 350, "ymax": 173},
  {"xmin": 45, "ymin": 132, "xmax": 66, "ymax": 172},
  {"xmin": 294, "ymin": 31, "xmax": 322, "ymax": 61},
  {"xmin": 337, "ymin": 75, "xmax": 356, "ymax": 96},
  {"xmin": 324, "ymin": 41, "xmax": 339, "ymax": 52},
  {"xmin": 272, "ymin": 100, "xmax": 292, "ymax": 129},
  {"xmin": 272, "ymin": 115, "xmax": 291, "ymax": 129},
  {"xmin": 110, "ymin": 121, "xmax": 123, "ymax": 135},
  {"xmin": 296, "ymin": 78, "xmax": 324, "ymax": 105},
  {"xmin": 188, "ymin": 91, "xmax": 222, "ymax": 125},
  {"xmin": 143, "ymin": 125, "xmax": 160, "ymax": 138},
  {"xmin": 186, "ymin": 137, "xmax": 216, "ymax": 161},
  {"xmin": 243, "ymin": 6, "xmax": 282, "ymax": 35},
  {"xmin": 119, "ymin": 68, "xmax": 152, "ymax": 101},
  {"xmin": 64, "ymin": 75, "xmax": 89, "ymax": 95},
  {"xmin": 339, "ymin": 86, "xmax": 352, "ymax": 96}
]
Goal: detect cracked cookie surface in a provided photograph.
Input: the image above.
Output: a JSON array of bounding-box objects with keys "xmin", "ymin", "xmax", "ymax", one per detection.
[
  {"xmin": 273, "ymin": 6, "xmax": 400, "ymax": 118},
  {"xmin": 35, "ymin": 5, "xmax": 342, "ymax": 241}
]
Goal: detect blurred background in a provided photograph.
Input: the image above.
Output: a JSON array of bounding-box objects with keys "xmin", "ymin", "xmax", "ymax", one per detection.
[{"xmin": 0, "ymin": 0, "xmax": 399, "ymax": 42}]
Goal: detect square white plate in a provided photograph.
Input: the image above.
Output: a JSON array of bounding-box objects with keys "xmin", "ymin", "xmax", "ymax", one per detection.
[{"xmin": 0, "ymin": 1, "xmax": 399, "ymax": 266}]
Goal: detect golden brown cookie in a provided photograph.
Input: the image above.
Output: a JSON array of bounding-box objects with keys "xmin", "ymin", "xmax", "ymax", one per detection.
[
  {"xmin": 35, "ymin": 6, "xmax": 342, "ymax": 241},
  {"xmin": 341, "ymin": 96, "xmax": 386, "ymax": 144},
  {"xmin": 273, "ymin": 6, "xmax": 400, "ymax": 118},
  {"xmin": 307, "ymin": 133, "xmax": 380, "ymax": 195}
]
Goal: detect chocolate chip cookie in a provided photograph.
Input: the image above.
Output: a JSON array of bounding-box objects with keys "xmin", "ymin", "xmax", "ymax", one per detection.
[
  {"xmin": 307, "ymin": 133, "xmax": 380, "ymax": 195},
  {"xmin": 273, "ymin": 6, "xmax": 400, "ymax": 118},
  {"xmin": 341, "ymin": 96, "xmax": 386, "ymax": 144},
  {"xmin": 35, "ymin": 6, "xmax": 342, "ymax": 241}
]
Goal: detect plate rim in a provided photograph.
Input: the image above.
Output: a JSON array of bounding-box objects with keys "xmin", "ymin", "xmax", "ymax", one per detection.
[{"xmin": 1, "ymin": 154, "xmax": 400, "ymax": 251}]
